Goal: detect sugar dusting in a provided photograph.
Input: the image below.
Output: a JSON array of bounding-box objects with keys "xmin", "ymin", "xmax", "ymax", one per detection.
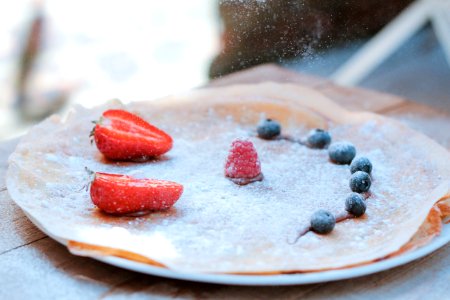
[{"xmin": 6, "ymin": 101, "xmax": 449, "ymax": 273}]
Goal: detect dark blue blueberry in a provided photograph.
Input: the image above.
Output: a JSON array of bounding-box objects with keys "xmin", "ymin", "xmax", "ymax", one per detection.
[
  {"xmin": 307, "ymin": 129, "xmax": 331, "ymax": 149},
  {"xmin": 349, "ymin": 171, "xmax": 371, "ymax": 193},
  {"xmin": 257, "ymin": 119, "xmax": 281, "ymax": 140},
  {"xmin": 345, "ymin": 193, "xmax": 367, "ymax": 217},
  {"xmin": 328, "ymin": 142, "xmax": 356, "ymax": 164},
  {"xmin": 350, "ymin": 157, "xmax": 373, "ymax": 174},
  {"xmin": 310, "ymin": 210, "xmax": 336, "ymax": 234}
]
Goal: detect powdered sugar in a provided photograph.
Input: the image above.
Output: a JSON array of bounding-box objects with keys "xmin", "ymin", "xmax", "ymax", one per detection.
[{"xmin": 7, "ymin": 96, "xmax": 450, "ymax": 273}]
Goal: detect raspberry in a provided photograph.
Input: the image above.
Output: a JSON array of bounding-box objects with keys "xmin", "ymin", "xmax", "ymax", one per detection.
[{"xmin": 225, "ymin": 139, "xmax": 261, "ymax": 179}]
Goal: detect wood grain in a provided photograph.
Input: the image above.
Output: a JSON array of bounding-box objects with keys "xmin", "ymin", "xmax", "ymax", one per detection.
[{"xmin": 1, "ymin": 64, "xmax": 449, "ymax": 299}]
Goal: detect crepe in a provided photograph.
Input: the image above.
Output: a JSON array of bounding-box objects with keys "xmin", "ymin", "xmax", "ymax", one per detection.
[{"xmin": 7, "ymin": 83, "xmax": 450, "ymax": 273}]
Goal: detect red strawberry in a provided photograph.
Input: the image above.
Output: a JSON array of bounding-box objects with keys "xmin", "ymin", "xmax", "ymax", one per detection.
[
  {"xmin": 225, "ymin": 139, "xmax": 262, "ymax": 184},
  {"xmin": 91, "ymin": 109, "xmax": 173, "ymax": 160},
  {"xmin": 90, "ymin": 172, "xmax": 183, "ymax": 215}
]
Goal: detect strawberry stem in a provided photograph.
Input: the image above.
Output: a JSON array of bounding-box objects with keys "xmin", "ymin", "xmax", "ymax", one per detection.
[
  {"xmin": 89, "ymin": 117, "xmax": 103, "ymax": 144},
  {"xmin": 89, "ymin": 127, "xmax": 95, "ymax": 143},
  {"xmin": 84, "ymin": 166, "xmax": 95, "ymax": 177},
  {"xmin": 78, "ymin": 167, "xmax": 96, "ymax": 192}
]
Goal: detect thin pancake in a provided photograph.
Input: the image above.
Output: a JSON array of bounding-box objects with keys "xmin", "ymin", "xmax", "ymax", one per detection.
[{"xmin": 6, "ymin": 83, "xmax": 450, "ymax": 273}]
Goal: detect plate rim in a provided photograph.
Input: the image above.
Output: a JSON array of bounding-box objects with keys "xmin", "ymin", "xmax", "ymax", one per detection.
[{"xmin": 22, "ymin": 209, "xmax": 450, "ymax": 286}]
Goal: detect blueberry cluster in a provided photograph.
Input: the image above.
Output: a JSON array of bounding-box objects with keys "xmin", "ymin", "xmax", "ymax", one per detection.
[{"xmin": 256, "ymin": 119, "xmax": 373, "ymax": 236}]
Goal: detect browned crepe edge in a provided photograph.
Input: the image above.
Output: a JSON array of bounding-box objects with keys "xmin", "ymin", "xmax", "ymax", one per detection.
[
  {"xmin": 65, "ymin": 202, "xmax": 446, "ymax": 275},
  {"xmin": 437, "ymin": 197, "xmax": 450, "ymax": 224},
  {"xmin": 67, "ymin": 240, "xmax": 167, "ymax": 268},
  {"xmin": 9, "ymin": 83, "xmax": 450, "ymax": 275}
]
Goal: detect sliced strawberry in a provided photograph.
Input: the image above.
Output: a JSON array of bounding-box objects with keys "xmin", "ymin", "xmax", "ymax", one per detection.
[
  {"xmin": 90, "ymin": 172, "xmax": 183, "ymax": 215},
  {"xmin": 92, "ymin": 109, "xmax": 173, "ymax": 160}
]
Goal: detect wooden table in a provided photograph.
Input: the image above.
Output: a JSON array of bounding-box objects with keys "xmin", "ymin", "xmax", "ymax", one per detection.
[{"xmin": 1, "ymin": 64, "xmax": 449, "ymax": 299}]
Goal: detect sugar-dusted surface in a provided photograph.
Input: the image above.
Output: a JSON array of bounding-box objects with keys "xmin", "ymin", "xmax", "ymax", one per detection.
[{"xmin": 6, "ymin": 84, "xmax": 450, "ymax": 274}]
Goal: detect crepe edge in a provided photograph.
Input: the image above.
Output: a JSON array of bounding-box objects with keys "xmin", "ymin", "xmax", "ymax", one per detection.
[
  {"xmin": 59, "ymin": 197, "xmax": 449, "ymax": 276},
  {"xmin": 6, "ymin": 82, "xmax": 450, "ymax": 274}
]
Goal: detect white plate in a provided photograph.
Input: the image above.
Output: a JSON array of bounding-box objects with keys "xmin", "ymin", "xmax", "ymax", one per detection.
[{"xmin": 24, "ymin": 210, "xmax": 450, "ymax": 286}]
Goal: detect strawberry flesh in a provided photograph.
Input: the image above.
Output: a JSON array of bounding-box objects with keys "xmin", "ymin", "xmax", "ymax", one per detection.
[
  {"xmin": 93, "ymin": 109, "xmax": 173, "ymax": 160},
  {"xmin": 90, "ymin": 172, "xmax": 183, "ymax": 215}
]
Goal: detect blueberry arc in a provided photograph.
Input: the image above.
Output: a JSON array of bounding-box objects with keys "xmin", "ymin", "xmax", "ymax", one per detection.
[
  {"xmin": 307, "ymin": 129, "xmax": 332, "ymax": 149},
  {"xmin": 257, "ymin": 119, "xmax": 281, "ymax": 140},
  {"xmin": 349, "ymin": 171, "xmax": 372, "ymax": 193},
  {"xmin": 310, "ymin": 210, "xmax": 336, "ymax": 234},
  {"xmin": 328, "ymin": 142, "xmax": 356, "ymax": 165},
  {"xmin": 350, "ymin": 156, "xmax": 373, "ymax": 174},
  {"xmin": 345, "ymin": 192, "xmax": 367, "ymax": 217}
]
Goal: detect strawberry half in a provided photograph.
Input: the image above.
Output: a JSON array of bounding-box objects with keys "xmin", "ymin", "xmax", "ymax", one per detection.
[
  {"xmin": 90, "ymin": 172, "xmax": 183, "ymax": 215},
  {"xmin": 91, "ymin": 109, "xmax": 173, "ymax": 161}
]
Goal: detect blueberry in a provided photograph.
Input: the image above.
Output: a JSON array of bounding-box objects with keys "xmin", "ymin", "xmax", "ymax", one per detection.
[
  {"xmin": 349, "ymin": 171, "xmax": 371, "ymax": 193},
  {"xmin": 310, "ymin": 210, "xmax": 336, "ymax": 234},
  {"xmin": 307, "ymin": 129, "xmax": 331, "ymax": 149},
  {"xmin": 328, "ymin": 142, "xmax": 356, "ymax": 164},
  {"xmin": 345, "ymin": 193, "xmax": 367, "ymax": 217},
  {"xmin": 257, "ymin": 119, "xmax": 281, "ymax": 140},
  {"xmin": 350, "ymin": 157, "xmax": 372, "ymax": 174}
]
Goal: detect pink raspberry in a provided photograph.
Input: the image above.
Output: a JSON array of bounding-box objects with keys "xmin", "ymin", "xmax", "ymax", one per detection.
[{"xmin": 225, "ymin": 139, "xmax": 261, "ymax": 179}]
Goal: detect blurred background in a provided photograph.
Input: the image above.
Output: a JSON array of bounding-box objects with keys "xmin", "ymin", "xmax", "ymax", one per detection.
[{"xmin": 1, "ymin": 0, "xmax": 449, "ymax": 140}]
